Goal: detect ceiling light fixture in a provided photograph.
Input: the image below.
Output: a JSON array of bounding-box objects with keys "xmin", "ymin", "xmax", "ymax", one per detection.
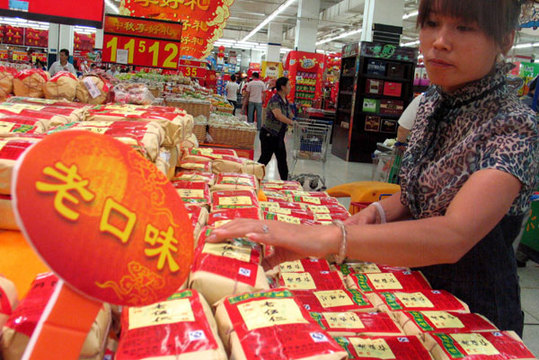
[
  {"xmin": 241, "ymin": 0, "xmax": 297, "ymax": 42},
  {"xmin": 105, "ymin": 0, "xmax": 119, "ymax": 14},
  {"xmin": 316, "ymin": 29, "xmax": 362, "ymax": 45}
]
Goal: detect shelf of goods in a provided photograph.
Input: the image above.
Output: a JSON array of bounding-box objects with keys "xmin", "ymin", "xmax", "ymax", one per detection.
[
  {"xmin": 332, "ymin": 42, "xmax": 418, "ymax": 163},
  {"xmin": 1, "ymin": 169, "xmax": 537, "ymax": 358},
  {"xmin": 284, "ymin": 51, "xmax": 325, "ymax": 109}
]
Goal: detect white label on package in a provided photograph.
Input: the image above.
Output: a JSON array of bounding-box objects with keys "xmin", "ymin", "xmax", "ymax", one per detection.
[{"xmin": 83, "ymin": 77, "xmax": 101, "ymax": 99}]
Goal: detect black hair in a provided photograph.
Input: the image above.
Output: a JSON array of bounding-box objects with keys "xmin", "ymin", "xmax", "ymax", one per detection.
[
  {"xmin": 275, "ymin": 77, "xmax": 289, "ymax": 91},
  {"xmin": 252, "ymin": 72, "xmax": 259, "ymax": 78},
  {"xmin": 231, "ymin": 74, "xmax": 236, "ymax": 81},
  {"xmin": 59, "ymin": 49, "xmax": 69, "ymax": 57},
  {"xmin": 417, "ymin": 0, "xmax": 527, "ymax": 48}
]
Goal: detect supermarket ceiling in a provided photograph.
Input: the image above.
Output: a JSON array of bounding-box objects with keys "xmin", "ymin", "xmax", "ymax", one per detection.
[{"xmin": 107, "ymin": 0, "xmax": 539, "ymax": 57}]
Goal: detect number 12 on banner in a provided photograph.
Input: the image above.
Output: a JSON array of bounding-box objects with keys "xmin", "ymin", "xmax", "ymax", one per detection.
[{"xmin": 103, "ymin": 35, "xmax": 180, "ymax": 69}]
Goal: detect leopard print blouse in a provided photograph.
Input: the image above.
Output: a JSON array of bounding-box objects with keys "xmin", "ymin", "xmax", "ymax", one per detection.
[{"xmin": 400, "ymin": 63, "xmax": 538, "ymax": 219}]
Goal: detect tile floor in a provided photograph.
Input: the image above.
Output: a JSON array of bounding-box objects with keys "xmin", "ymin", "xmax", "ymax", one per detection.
[{"xmin": 254, "ymin": 135, "xmax": 539, "ymax": 357}]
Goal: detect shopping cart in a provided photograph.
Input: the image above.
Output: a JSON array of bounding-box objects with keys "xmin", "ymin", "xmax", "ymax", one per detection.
[{"xmin": 289, "ymin": 118, "xmax": 333, "ymax": 190}]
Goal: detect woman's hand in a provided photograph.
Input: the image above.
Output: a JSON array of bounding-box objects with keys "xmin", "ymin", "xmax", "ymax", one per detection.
[
  {"xmin": 344, "ymin": 205, "xmax": 379, "ymax": 226},
  {"xmin": 206, "ymin": 219, "xmax": 340, "ymax": 264}
]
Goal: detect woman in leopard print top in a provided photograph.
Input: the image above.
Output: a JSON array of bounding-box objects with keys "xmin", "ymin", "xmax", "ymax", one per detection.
[{"xmin": 209, "ymin": 0, "xmax": 538, "ymax": 335}]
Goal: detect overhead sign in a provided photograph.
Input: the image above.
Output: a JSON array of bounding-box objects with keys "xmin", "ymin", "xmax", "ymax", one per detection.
[
  {"xmin": 12, "ymin": 131, "xmax": 194, "ymax": 306},
  {"xmin": 0, "ymin": 0, "xmax": 105, "ymax": 28},
  {"xmin": 102, "ymin": 15, "xmax": 182, "ymax": 69}
]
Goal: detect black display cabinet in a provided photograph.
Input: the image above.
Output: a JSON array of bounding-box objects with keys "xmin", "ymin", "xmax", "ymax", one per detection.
[{"xmin": 332, "ymin": 42, "xmax": 417, "ymax": 162}]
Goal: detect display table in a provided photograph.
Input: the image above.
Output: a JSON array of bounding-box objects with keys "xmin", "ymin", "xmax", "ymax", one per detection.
[{"xmin": 0, "ymin": 230, "xmax": 49, "ymax": 299}]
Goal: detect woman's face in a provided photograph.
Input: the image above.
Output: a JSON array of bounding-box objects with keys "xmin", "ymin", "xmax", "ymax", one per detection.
[{"xmin": 419, "ymin": 12, "xmax": 501, "ymax": 92}]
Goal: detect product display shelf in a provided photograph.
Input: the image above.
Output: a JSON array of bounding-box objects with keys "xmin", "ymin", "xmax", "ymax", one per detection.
[{"xmin": 332, "ymin": 41, "xmax": 417, "ymax": 162}]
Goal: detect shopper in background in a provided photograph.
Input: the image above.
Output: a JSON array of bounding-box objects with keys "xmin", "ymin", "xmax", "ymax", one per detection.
[
  {"xmin": 106, "ymin": 64, "xmax": 119, "ymax": 77},
  {"xmin": 396, "ymin": 93, "xmax": 424, "ymax": 148},
  {"xmin": 225, "ymin": 74, "xmax": 240, "ymax": 115},
  {"xmin": 520, "ymin": 76, "xmax": 537, "ymax": 111},
  {"xmin": 34, "ymin": 59, "xmax": 46, "ymax": 71},
  {"xmin": 48, "ymin": 49, "xmax": 76, "ymax": 77},
  {"xmin": 257, "ymin": 77, "xmax": 294, "ymax": 180},
  {"xmin": 209, "ymin": 0, "xmax": 538, "ymax": 336},
  {"xmin": 245, "ymin": 72, "xmax": 266, "ymax": 130}
]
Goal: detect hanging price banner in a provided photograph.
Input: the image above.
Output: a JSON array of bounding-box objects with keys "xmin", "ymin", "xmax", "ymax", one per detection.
[
  {"xmin": 102, "ymin": 15, "xmax": 182, "ymax": 69},
  {"xmin": 179, "ymin": 59, "xmax": 207, "ymax": 79}
]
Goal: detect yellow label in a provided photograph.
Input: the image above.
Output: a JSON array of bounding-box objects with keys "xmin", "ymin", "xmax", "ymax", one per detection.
[
  {"xmin": 348, "ymin": 263, "xmax": 381, "ymax": 274},
  {"xmin": 271, "ymin": 207, "xmax": 292, "ymax": 215},
  {"xmin": 78, "ymin": 125, "xmax": 109, "ymax": 134},
  {"xmin": 221, "ymin": 176, "xmax": 252, "ymax": 186},
  {"xmin": 422, "ymin": 311, "xmax": 464, "ymax": 329},
  {"xmin": 177, "ymin": 189, "xmax": 205, "ymax": 198},
  {"xmin": 367, "ymin": 273, "xmax": 403, "ymax": 290},
  {"xmin": 315, "ymin": 213, "xmax": 333, "ymax": 221},
  {"xmin": 279, "ymin": 260, "xmax": 305, "ymax": 273},
  {"xmin": 0, "ymin": 104, "xmax": 23, "ymax": 114},
  {"xmin": 0, "ymin": 139, "xmax": 8, "ymax": 152},
  {"xmin": 276, "ymin": 214, "xmax": 301, "ymax": 224},
  {"xmin": 218, "ymin": 196, "xmax": 252, "ymax": 206},
  {"xmin": 323, "ymin": 312, "xmax": 364, "ymax": 329},
  {"xmin": 196, "ymin": 148, "xmax": 214, "ymax": 156},
  {"xmin": 183, "ymin": 163, "xmax": 206, "ymax": 170},
  {"xmin": 281, "ymin": 272, "xmax": 316, "ymax": 290},
  {"xmin": 0, "ymin": 121, "xmax": 16, "ymax": 133},
  {"xmin": 302, "ymin": 196, "xmax": 321, "ymax": 204},
  {"xmin": 349, "ymin": 338, "xmax": 396, "ymax": 359},
  {"xmin": 308, "ymin": 205, "xmax": 330, "ymax": 214},
  {"xmin": 213, "ymin": 219, "xmax": 231, "ymax": 228},
  {"xmin": 178, "ymin": 174, "xmax": 208, "ymax": 182},
  {"xmin": 314, "ymin": 290, "xmax": 354, "ymax": 308},
  {"xmin": 450, "ymin": 333, "xmax": 500, "ymax": 356},
  {"xmin": 128, "ymin": 298, "xmax": 194, "ymax": 330},
  {"xmin": 237, "ymin": 298, "xmax": 308, "ymax": 331},
  {"xmin": 85, "ymin": 121, "xmax": 114, "ymax": 127},
  {"xmin": 22, "ymin": 104, "xmax": 45, "ymax": 111},
  {"xmin": 395, "ymin": 292, "xmax": 434, "ymax": 308},
  {"xmin": 109, "ymin": 108, "xmax": 146, "ymax": 116},
  {"xmin": 202, "ymin": 243, "xmax": 252, "ymax": 262},
  {"xmin": 261, "ymin": 201, "xmax": 280, "ymax": 209},
  {"xmin": 0, "ymin": 104, "xmax": 45, "ymax": 112}
]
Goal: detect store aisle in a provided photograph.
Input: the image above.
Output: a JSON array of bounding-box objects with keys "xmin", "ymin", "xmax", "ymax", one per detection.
[{"xmin": 256, "ymin": 138, "xmax": 539, "ymax": 357}]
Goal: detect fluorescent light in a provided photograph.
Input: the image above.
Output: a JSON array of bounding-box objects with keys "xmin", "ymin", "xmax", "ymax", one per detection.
[
  {"xmin": 105, "ymin": 0, "xmax": 119, "ymax": 14},
  {"xmin": 401, "ymin": 40, "xmax": 420, "ymax": 47},
  {"xmin": 316, "ymin": 29, "xmax": 362, "ymax": 45},
  {"xmin": 403, "ymin": 10, "xmax": 418, "ymax": 19},
  {"xmin": 241, "ymin": 0, "xmax": 297, "ymax": 42}
]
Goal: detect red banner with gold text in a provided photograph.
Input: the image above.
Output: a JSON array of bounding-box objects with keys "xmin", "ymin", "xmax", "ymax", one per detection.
[{"xmin": 120, "ymin": 0, "xmax": 234, "ymax": 59}]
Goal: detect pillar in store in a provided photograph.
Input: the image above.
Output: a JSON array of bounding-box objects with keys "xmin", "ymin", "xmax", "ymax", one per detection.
[
  {"xmin": 240, "ymin": 51, "xmax": 250, "ymax": 70},
  {"xmin": 267, "ymin": 22, "xmax": 282, "ymax": 63},
  {"xmin": 251, "ymin": 50, "xmax": 263, "ymax": 64},
  {"xmin": 361, "ymin": 0, "xmax": 405, "ymax": 42},
  {"xmin": 294, "ymin": 0, "xmax": 320, "ymax": 53},
  {"xmin": 94, "ymin": 29, "xmax": 104, "ymax": 49},
  {"xmin": 48, "ymin": 24, "xmax": 75, "ymax": 64}
]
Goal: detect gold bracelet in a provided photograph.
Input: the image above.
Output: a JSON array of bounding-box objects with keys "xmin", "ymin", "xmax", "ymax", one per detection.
[{"xmin": 332, "ymin": 220, "xmax": 348, "ymax": 265}]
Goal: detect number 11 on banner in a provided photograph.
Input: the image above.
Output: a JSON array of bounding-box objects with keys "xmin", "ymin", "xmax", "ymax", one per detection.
[{"xmin": 104, "ymin": 35, "xmax": 180, "ymax": 69}]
